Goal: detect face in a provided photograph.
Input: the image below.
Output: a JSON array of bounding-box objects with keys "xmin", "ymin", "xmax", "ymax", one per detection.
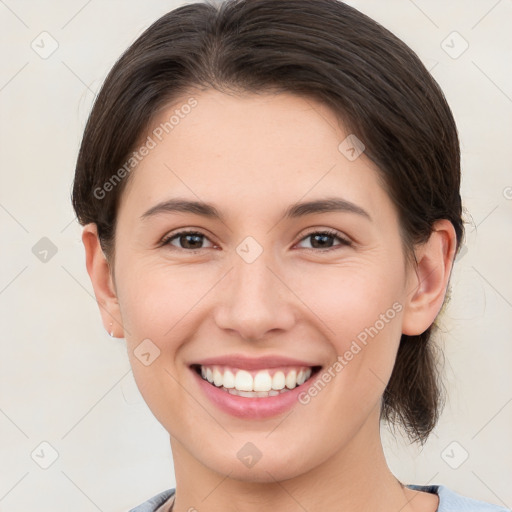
[{"xmin": 104, "ymin": 89, "xmax": 422, "ymax": 481}]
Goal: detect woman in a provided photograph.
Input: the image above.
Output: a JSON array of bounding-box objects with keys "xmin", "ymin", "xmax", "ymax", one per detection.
[{"xmin": 71, "ymin": 0, "xmax": 509, "ymax": 511}]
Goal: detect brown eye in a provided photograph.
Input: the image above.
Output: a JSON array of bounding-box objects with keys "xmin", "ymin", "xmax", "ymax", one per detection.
[
  {"xmin": 297, "ymin": 230, "xmax": 352, "ymax": 251},
  {"xmin": 161, "ymin": 230, "xmax": 214, "ymax": 251}
]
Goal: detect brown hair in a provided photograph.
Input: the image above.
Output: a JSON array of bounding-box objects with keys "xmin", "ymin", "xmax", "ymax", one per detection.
[{"xmin": 71, "ymin": 0, "xmax": 466, "ymax": 444}]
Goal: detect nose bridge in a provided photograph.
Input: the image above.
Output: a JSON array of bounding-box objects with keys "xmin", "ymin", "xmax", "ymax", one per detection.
[{"xmin": 213, "ymin": 238, "xmax": 295, "ymax": 340}]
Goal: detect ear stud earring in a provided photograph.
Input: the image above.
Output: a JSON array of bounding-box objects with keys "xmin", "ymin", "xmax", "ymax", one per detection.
[{"xmin": 109, "ymin": 322, "xmax": 114, "ymax": 337}]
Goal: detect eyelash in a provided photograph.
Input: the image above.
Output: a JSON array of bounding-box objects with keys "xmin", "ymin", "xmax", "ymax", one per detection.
[{"xmin": 160, "ymin": 229, "xmax": 352, "ymax": 253}]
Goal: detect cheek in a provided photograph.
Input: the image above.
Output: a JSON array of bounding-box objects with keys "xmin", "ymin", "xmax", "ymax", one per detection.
[
  {"xmin": 291, "ymin": 262, "xmax": 404, "ymax": 400},
  {"xmin": 289, "ymin": 261, "xmax": 403, "ymax": 342},
  {"xmin": 116, "ymin": 258, "xmax": 215, "ymax": 341}
]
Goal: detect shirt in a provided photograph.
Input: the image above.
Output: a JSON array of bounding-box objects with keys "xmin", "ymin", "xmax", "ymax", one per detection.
[{"xmin": 128, "ymin": 484, "xmax": 511, "ymax": 511}]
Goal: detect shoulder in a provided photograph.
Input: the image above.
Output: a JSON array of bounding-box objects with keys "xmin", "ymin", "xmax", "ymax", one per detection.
[
  {"xmin": 407, "ymin": 484, "xmax": 511, "ymax": 511},
  {"xmin": 128, "ymin": 488, "xmax": 176, "ymax": 512}
]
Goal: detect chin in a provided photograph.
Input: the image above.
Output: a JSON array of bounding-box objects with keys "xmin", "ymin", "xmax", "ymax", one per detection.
[{"xmin": 203, "ymin": 449, "xmax": 313, "ymax": 484}]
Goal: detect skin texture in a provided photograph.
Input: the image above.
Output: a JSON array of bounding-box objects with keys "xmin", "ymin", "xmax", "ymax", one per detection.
[{"xmin": 82, "ymin": 89, "xmax": 456, "ymax": 512}]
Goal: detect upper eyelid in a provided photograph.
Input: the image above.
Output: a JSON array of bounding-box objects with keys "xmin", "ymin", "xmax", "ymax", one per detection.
[{"xmin": 162, "ymin": 228, "xmax": 351, "ymax": 249}]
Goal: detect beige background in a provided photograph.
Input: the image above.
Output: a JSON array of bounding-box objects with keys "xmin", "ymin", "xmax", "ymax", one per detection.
[{"xmin": 1, "ymin": 0, "xmax": 511, "ymax": 510}]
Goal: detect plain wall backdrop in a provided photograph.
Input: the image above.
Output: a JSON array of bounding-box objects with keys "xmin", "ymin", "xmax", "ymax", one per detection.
[{"xmin": 1, "ymin": 0, "xmax": 511, "ymax": 510}]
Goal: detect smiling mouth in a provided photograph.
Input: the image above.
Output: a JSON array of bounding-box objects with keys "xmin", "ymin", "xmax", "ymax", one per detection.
[{"xmin": 191, "ymin": 364, "xmax": 322, "ymax": 398}]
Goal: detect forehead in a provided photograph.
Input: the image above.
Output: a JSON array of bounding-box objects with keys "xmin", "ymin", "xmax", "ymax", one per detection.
[{"xmin": 119, "ymin": 88, "xmax": 392, "ymax": 223}]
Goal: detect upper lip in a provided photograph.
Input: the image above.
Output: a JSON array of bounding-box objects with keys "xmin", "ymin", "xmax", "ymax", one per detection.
[{"xmin": 190, "ymin": 354, "xmax": 322, "ymax": 370}]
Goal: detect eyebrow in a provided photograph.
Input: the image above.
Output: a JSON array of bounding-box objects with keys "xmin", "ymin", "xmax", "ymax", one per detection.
[{"xmin": 140, "ymin": 197, "xmax": 372, "ymax": 222}]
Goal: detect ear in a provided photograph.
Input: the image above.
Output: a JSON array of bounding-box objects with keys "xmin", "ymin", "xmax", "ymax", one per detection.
[
  {"xmin": 81, "ymin": 223, "xmax": 124, "ymax": 338},
  {"xmin": 401, "ymin": 219, "xmax": 458, "ymax": 336}
]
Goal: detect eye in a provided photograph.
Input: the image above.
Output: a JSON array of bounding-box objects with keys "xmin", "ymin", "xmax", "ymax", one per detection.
[
  {"xmin": 160, "ymin": 230, "xmax": 214, "ymax": 252},
  {"xmin": 296, "ymin": 229, "xmax": 352, "ymax": 251},
  {"xmin": 160, "ymin": 228, "xmax": 352, "ymax": 253}
]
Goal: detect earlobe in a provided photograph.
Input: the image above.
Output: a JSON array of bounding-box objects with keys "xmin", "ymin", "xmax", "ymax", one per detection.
[
  {"xmin": 81, "ymin": 223, "xmax": 124, "ymax": 338},
  {"xmin": 401, "ymin": 219, "xmax": 457, "ymax": 336}
]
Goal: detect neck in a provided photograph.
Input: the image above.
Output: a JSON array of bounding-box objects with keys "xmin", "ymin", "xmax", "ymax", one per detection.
[{"xmin": 168, "ymin": 408, "xmax": 424, "ymax": 512}]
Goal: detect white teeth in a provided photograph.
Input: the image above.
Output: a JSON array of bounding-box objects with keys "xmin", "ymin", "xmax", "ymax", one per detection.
[
  {"xmin": 253, "ymin": 371, "xmax": 272, "ymax": 392},
  {"xmin": 226, "ymin": 387, "xmax": 289, "ymax": 397},
  {"xmin": 198, "ymin": 365, "xmax": 314, "ymax": 393},
  {"xmin": 234, "ymin": 370, "xmax": 253, "ymax": 391},
  {"xmin": 213, "ymin": 368, "xmax": 223, "ymax": 387},
  {"xmin": 285, "ymin": 370, "xmax": 297, "ymax": 389},
  {"xmin": 272, "ymin": 371, "xmax": 285, "ymax": 390},
  {"xmin": 222, "ymin": 370, "xmax": 235, "ymax": 388}
]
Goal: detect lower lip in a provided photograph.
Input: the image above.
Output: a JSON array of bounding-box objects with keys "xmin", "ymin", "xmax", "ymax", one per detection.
[{"xmin": 190, "ymin": 367, "xmax": 318, "ymax": 420}]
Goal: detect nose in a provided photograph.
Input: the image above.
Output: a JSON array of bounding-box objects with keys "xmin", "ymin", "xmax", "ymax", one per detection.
[{"xmin": 213, "ymin": 247, "xmax": 297, "ymax": 342}]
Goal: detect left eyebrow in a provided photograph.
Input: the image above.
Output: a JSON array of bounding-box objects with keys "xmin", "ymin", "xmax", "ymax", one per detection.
[
  {"xmin": 140, "ymin": 196, "xmax": 372, "ymax": 223},
  {"xmin": 284, "ymin": 197, "xmax": 372, "ymax": 222}
]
